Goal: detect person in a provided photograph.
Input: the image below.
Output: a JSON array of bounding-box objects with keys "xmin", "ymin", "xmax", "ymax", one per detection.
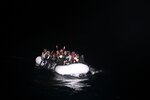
[
  {"xmin": 51, "ymin": 53, "xmax": 56, "ymax": 63},
  {"xmin": 73, "ymin": 54, "xmax": 79, "ymax": 63},
  {"xmin": 46, "ymin": 51, "xmax": 51, "ymax": 63},
  {"xmin": 53, "ymin": 45, "xmax": 59, "ymax": 54},
  {"xmin": 59, "ymin": 49, "xmax": 64, "ymax": 58},
  {"xmin": 40, "ymin": 48, "xmax": 47, "ymax": 65},
  {"xmin": 57, "ymin": 49, "xmax": 64, "ymax": 65},
  {"xmin": 65, "ymin": 51, "xmax": 72, "ymax": 64},
  {"xmin": 42, "ymin": 51, "xmax": 51, "ymax": 67},
  {"xmin": 50, "ymin": 53, "xmax": 57, "ymax": 69},
  {"xmin": 71, "ymin": 51, "xmax": 78, "ymax": 63},
  {"xmin": 71, "ymin": 52, "xmax": 74, "ymax": 62},
  {"xmin": 41, "ymin": 49, "xmax": 47, "ymax": 58},
  {"xmin": 63, "ymin": 51, "xmax": 68, "ymax": 65},
  {"xmin": 79, "ymin": 54, "xmax": 85, "ymax": 63},
  {"xmin": 39, "ymin": 46, "xmax": 86, "ymax": 67}
]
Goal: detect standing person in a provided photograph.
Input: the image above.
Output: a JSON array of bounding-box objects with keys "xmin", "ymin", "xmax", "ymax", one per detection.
[
  {"xmin": 45, "ymin": 51, "xmax": 51, "ymax": 67},
  {"xmin": 40, "ymin": 48, "xmax": 47, "ymax": 65},
  {"xmin": 41, "ymin": 48, "xmax": 47, "ymax": 59},
  {"xmin": 46, "ymin": 51, "xmax": 51, "ymax": 63}
]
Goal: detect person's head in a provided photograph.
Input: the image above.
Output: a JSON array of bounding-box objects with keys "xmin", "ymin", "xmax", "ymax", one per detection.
[
  {"xmin": 44, "ymin": 49, "xmax": 47, "ymax": 53},
  {"xmin": 67, "ymin": 51, "xmax": 70, "ymax": 55},
  {"xmin": 56, "ymin": 50, "xmax": 60, "ymax": 55},
  {"xmin": 71, "ymin": 51, "xmax": 75, "ymax": 55},
  {"xmin": 64, "ymin": 51, "xmax": 67, "ymax": 55},
  {"xmin": 56, "ymin": 45, "xmax": 58, "ymax": 49},
  {"xmin": 60, "ymin": 49, "xmax": 63, "ymax": 53},
  {"xmin": 81, "ymin": 54, "xmax": 84, "ymax": 58}
]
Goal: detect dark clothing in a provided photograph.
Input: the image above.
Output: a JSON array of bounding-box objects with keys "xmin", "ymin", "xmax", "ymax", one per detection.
[{"xmin": 56, "ymin": 58, "xmax": 64, "ymax": 65}]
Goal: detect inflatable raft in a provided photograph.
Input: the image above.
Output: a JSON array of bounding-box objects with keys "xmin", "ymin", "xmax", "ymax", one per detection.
[{"xmin": 35, "ymin": 56, "xmax": 90, "ymax": 77}]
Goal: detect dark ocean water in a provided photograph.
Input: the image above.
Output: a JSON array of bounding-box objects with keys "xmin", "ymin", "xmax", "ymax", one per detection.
[
  {"xmin": 7, "ymin": 55, "xmax": 129, "ymax": 100},
  {"xmin": 1, "ymin": 1, "xmax": 148, "ymax": 99}
]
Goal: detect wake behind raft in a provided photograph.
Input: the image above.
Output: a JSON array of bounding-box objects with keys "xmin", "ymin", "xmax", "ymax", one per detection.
[{"xmin": 35, "ymin": 53, "xmax": 90, "ymax": 77}]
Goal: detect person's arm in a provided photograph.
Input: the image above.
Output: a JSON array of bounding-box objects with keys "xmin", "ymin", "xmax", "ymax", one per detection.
[
  {"xmin": 51, "ymin": 50, "xmax": 53, "ymax": 54},
  {"xmin": 68, "ymin": 55, "xmax": 72, "ymax": 61},
  {"xmin": 63, "ymin": 46, "xmax": 65, "ymax": 50},
  {"xmin": 41, "ymin": 52, "xmax": 44, "ymax": 57},
  {"xmin": 56, "ymin": 45, "xmax": 58, "ymax": 50}
]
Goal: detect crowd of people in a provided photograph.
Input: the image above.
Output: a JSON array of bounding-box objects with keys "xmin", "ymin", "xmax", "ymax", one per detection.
[{"xmin": 40, "ymin": 45, "xmax": 85, "ymax": 67}]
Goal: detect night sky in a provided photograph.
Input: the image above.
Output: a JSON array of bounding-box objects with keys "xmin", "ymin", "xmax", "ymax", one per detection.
[
  {"xmin": 1, "ymin": 0, "xmax": 149, "ymax": 99},
  {"xmin": 1, "ymin": 1, "xmax": 148, "ymax": 56}
]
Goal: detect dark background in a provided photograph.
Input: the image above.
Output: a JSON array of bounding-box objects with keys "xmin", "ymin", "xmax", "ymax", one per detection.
[{"xmin": 1, "ymin": 0, "xmax": 149, "ymax": 99}]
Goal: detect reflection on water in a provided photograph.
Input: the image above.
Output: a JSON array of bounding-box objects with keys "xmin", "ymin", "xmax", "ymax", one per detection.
[
  {"xmin": 52, "ymin": 68, "xmax": 102, "ymax": 91},
  {"xmin": 54, "ymin": 75, "xmax": 90, "ymax": 91},
  {"xmin": 32, "ymin": 67, "xmax": 101, "ymax": 92}
]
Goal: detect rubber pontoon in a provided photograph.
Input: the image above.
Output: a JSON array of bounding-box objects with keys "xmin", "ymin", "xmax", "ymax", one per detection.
[{"xmin": 35, "ymin": 56, "xmax": 90, "ymax": 77}]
